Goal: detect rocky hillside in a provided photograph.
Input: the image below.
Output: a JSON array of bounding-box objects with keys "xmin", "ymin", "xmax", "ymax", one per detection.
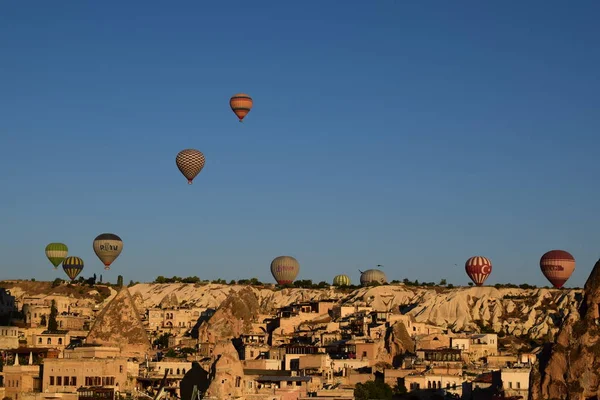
[
  {"xmin": 1, "ymin": 280, "xmax": 582, "ymax": 340},
  {"xmin": 128, "ymin": 283, "xmax": 582, "ymax": 339},
  {"xmin": 529, "ymin": 259, "xmax": 600, "ymax": 400}
]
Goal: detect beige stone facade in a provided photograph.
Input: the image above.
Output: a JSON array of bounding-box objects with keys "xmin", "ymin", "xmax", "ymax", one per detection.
[
  {"xmin": 0, "ymin": 325, "xmax": 19, "ymax": 349},
  {"xmin": 42, "ymin": 357, "xmax": 132, "ymax": 393}
]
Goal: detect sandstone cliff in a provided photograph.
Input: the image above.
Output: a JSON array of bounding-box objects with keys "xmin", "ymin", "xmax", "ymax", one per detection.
[
  {"xmin": 529, "ymin": 260, "xmax": 600, "ymax": 400},
  {"xmin": 2, "ymin": 280, "xmax": 583, "ymax": 340},
  {"xmin": 130, "ymin": 282, "xmax": 580, "ymax": 340}
]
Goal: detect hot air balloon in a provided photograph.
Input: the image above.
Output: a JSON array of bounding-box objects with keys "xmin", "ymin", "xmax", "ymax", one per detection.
[
  {"xmin": 230, "ymin": 93, "xmax": 253, "ymax": 122},
  {"xmin": 270, "ymin": 256, "xmax": 299, "ymax": 285},
  {"xmin": 62, "ymin": 256, "xmax": 84, "ymax": 281},
  {"xmin": 93, "ymin": 233, "xmax": 123, "ymax": 270},
  {"xmin": 359, "ymin": 269, "xmax": 387, "ymax": 286},
  {"xmin": 465, "ymin": 256, "xmax": 492, "ymax": 286},
  {"xmin": 45, "ymin": 243, "xmax": 68, "ymax": 269},
  {"xmin": 176, "ymin": 149, "xmax": 206, "ymax": 185},
  {"xmin": 540, "ymin": 250, "xmax": 575, "ymax": 289},
  {"xmin": 333, "ymin": 274, "xmax": 351, "ymax": 286}
]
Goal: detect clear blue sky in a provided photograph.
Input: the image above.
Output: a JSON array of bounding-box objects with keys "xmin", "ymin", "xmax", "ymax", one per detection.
[{"xmin": 1, "ymin": 1, "xmax": 599, "ymax": 287}]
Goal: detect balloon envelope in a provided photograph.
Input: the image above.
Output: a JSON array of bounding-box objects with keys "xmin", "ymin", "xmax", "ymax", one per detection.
[
  {"xmin": 45, "ymin": 243, "xmax": 68, "ymax": 269},
  {"xmin": 230, "ymin": 93, "xmax": 253, "ymax": 122},
  {"xmin": 93, "ymin": 233, "xmax": 123, "ymax": 270},
  {"xmin": 465, "ymin": 256, "xmax": 492, "ymax": 286},
  {"xmin": 540, "ymin": 250, "xmax": 575, "ymax": 289},
  {"xmin": 270, "ymin": 256, "xmax": 299, "ymax": 285},
  {"xmin": 333, "ymin": 274, "xmax": 351, "ymax": 286},
  {"xmin": 176, "ymin": 149, "xmax": 206, "ymax": 184},
  {"xmin": 62, "ymin": 256, "xmax": 84, "ymax": 281},
  {"xmin": 360, "ymin": 269, "xmax": 387, "ymax": 286}
]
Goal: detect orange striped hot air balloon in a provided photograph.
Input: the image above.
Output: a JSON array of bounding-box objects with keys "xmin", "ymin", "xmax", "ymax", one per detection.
[
  {"xmin": 465, "ymin": 256, "xmax": 492, "ymax": 286},
  {"xmin": 229, "ymin": 93, "xmax": 253, "ymax": 122},
  {"xmin": 540, "ymin": 250, "xmax": 575, "ymax": 289}
]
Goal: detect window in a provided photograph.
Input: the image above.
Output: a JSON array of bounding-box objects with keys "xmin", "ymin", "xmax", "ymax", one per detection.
[
  {"xmin": 58, "ymin": 338, "xmax": 63, "ymax": 344},
  {"xmin": 517, "ymin": 382, "xmax": 521, "ymax": 389},
  {"xmin": 57, "ymin": 377, "xmax": 62, "ymax": 386},
  {"xmin": 508, "ymin": 382, "xmax": 512, "ymax": 388},
  {"xmin": 235, "ymin": 377, "xmax": 241, "ymax": 387},
  {"xmin": 64, "ymin": 376, "xmax": 69, "ymax": 385},
  {"xmin": 50, "ymin": 376, "xmax": 55, "ymax": 385},
  {"xmin": 71, "ymin": 377, "xmax": 77, "ymax": 386},
  {"xmin": 38, "ymin": 338, "xmax": 42, "ymax": 344},
  {"xmin": 47, "ymin": 338, "xmax": 52, "ymax": 344},
  {"xmin": 119, "ymin": 365, "xmax": 123, "ymax": 373}
]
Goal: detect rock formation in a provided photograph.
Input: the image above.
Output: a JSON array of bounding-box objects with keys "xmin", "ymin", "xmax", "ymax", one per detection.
[
  {"xmin": 159, "ymin": 292, "xmax": 179, "ymax": 309},
  {"xmin": 3, "ymin": 280, "xmax": 585, "ymax": 341},
  {"xmin": 85, "ymin": 286, "xmax": 152, "ymax": 359},
  {"xmin": 529, "ymin": 259, "xmax": 600, "ymax": 400},
  {"xmin": 197, "ymin": 286, "xmax": 261, "ymax": 345},
  {"xmin": 204, "ymin": 340, "xmax": 245, "ymax": 399},
  {"xmin": 131, "ymin": 291, "xmax": 145, "ymax": 313},
  {"xmin": 129, "ymin": 283, "xmax": 580, "ymax": 340},
  {"xmin": 385, "ymin": 321, "xmax": 415, "ymax": 367}
]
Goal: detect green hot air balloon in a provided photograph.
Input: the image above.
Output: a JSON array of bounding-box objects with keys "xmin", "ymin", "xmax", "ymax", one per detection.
[
  {"xmin": 62, "ymin": 256, "xmax": 84, "ymax": 281},
  {"xmin": 45, "ymin": 243, "xmax": 68, "ymax": 269},
  {"xmin": 333, "ymin": 274, "xmax": 351, "ymax": 286}
]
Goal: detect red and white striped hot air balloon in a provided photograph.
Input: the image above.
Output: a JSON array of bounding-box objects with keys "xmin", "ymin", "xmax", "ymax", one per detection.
[
  {"xmin": 540, "ymin": 250, "xmax": 575, "ymax": 289},
  {"xmin": 465, "ymin": 256, "xmax": 492, "ymax": 286}
]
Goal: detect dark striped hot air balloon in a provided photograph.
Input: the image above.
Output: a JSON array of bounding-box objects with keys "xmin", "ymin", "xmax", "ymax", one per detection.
[
  {"xmin": 93, "ymin": 233, "xmax": 123, "ymax": 270},
  {"xmin": 333, "ymin": 274, "xmax": 351, "ymax": 286},
  {"xmin": 270, "ymin": 256, "xmax": 299, "ymax": 285},
  {"xmin": 229, "ymin": 93, "xmax": 253, "ymax": 122},
  {"xmin": 540, "ymin": 250, "xmax": 575, "ymax": 289},
  {"xmin": 176, "ymin": 149, "xmax": 206, "ymax": 185},
  {"xmin": 45, "ymin": 243, "xmax": 68, "ymax": 269},
  {"xmin": 465, "ymin": 256, "xmax": 492, "ymax": 286},
  {"xmin": 62, "ymin": 256, "xmax": 84, "ymax": 281}
]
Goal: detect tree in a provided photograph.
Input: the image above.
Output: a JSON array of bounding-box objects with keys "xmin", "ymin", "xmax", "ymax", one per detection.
[
  {"xmin": 393, "ymin": 378, "xmax": 407, "ymax": 394},
  {"xmin": 153, "ymin": 333, "xmax": 172, "ymax": 349},
  {"xmin": 354, "ymin": 380, "xmax": 393, "ymax": 400},
  {"xmin": 48, "ymin": 300, "xmax": 58, "ymax": 332},
  {"xmin": 51, "ymin": 278, "xmax": 63, "ymax": 288},
  {"xmin": 165, "ymin": 349, "xmax": 177, "ymax": 358},
  {"xmin": 439, "ymin": 278, "xmax": 447, "ymax": 286},
  {"xmin": 117, "ymin": 275, "xmax": 124, "ymax": 288}
]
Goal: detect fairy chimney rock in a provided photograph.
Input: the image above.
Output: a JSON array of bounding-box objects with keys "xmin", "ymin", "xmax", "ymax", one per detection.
[
  {"xmin": 86, "ymin": 286, "xmax": 152, "ymax": 358},
  {"xmin": 204, "ymin": 340, "xmax": 245, "ymax": 399}
]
